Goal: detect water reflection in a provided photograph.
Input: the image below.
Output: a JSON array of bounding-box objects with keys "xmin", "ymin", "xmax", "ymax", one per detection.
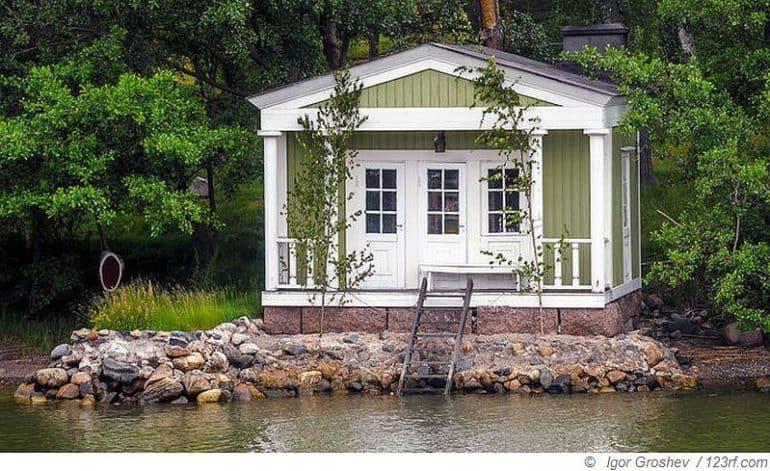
[{"xmin": 1, "ymin": 391, "xmax": 768, "ymax": 452}]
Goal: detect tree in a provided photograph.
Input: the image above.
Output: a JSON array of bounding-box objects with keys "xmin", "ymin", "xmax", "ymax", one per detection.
[
  {"xmin": 462, "ymin": 58, "xmax": 553, "ymax": 335},
  {"xmin": 286, "ymin": 70, "xmax": 374, "ymax": 336},
  {"xmin": 479, "ymin": 0, "xmax": 502, "ymax": 48},
  {"xmin": 0, "ymin": 31, "xmax": 256, "ymax": 313},
  {"xmin": 569, "ymin": 0, "xmax": 770, "ymax": 331}
]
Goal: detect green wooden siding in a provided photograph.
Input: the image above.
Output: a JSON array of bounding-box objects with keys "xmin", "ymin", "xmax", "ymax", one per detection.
[
  {"xmin": 307, "ymin": 69, "xmax": 556, "ymax": 108},
  {"xmin": 611, "ymin": 128, "xmax": 640, "ymax": 286},
  {"xmin": 350, "ymin": 131, "xmax": 492, "ymax": 150},
  {"xmin": 542, "ymin": 130, "xmax": 591, "ymax": 285}
]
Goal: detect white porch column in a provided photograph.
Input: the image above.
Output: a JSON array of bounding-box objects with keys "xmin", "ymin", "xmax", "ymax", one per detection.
[
  {"xmin": 259, "ymin": 130, "xmax": 283, "ymax": 291},
  {"xmin": 529, "ymin": 129, "xmax": 548, "ymax": 255},
  {"xmin": 584, "ymin": 128, "xmax": 611, "ymax": 292}
]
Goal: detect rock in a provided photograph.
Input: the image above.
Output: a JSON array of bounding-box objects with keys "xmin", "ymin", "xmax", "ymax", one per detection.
[
  {"xmin": 56, "ymin": 383, "xmax": 80, "ymax": 399},
  {"xmin": 494, "ymin": 367, "xmax": 512, "ymax": 377},
  {"xmin": 196, "ymin": 389, "xmax": 222, "ymax": 403},
  {"xmin": 381, "ymin": 343, "xmax": 397, "ymax": 352},
  {"xmin": 347, "ymin": 381, "xmax": 363, "ymax": 393},
  {"xmin": 299, "ymin": 371, "xmax": 323, "ymax": 393},
  {"xmin": 547, "ymin": 374, "xmax": 571, "ymax": 394},
  {"xmin": 669, "ymin": 373, "xmax": 697, "ymax": 390},
  {"xmin": 102, "ymin": 358, "xmax": 140, "ymax": 384},
  {"xmin": 80, "ymin": 395, "xmax": 96, "ymax": 406},
  {"xmin": 646, "ymin": 293, "xmax": 664, "ymax": 310},
  {"xmin": 723, "ymin": 323, "xmax": 764, "ymax": 347},
  {"xmin": 168, "ymin": 331, "xmax": 192, "ymax": 347},
  {"xmin": 165, "ymin": 345, "xmax": 191, "ymax": 358},
  {"xmin": 504, "ymin": 379, "xmax": 521, "ymax": 391},
  {"xmin": 210, "ymin": 351, "xmax": 229, "ymax": 371},
  {"xmin": 463, "ymin": 377, "xmax": 481, "ymax": 391},
  {"xmin": 231, "ymin": 333, "xmax": 249, "ymax": 346},
  {"xmin": 232, "ymin": 384, "xmax": 252, "ymax": 401},
  {"xmin": 79, "ymin": 382, "xmax": 95, "ymax": 397},
  {"xmin": 30, "ymin": 394, "xmax": 47, "ymax": 404},
  {"xmin": 71, "ymin": 328, "xmax": 92, "ymax": 341},
  {"xmin": 51, "ymin": 344, "xmax": 72, "ymax": 360},
  {"xmin": 143, "ymin": 377, "xmax": 184, "ymax": 403},
  {"xmin": 379, "ymin": 331, "xmax": 390, "ymax": 340},
  {"xmin": 238, "ymin": 343, "xmax": 259, "ymax": 355},
  {"xmin": 606, "ymin": 370, "xmax": 627, "ymax": 384},
  {"xmin": 224, "ymin": 346, "xmax": 253, "ymax": 368},
  {"xmin": 669, "ymin": 314, "xmax": 698, "ymax": 335},
  {"xmin": 284, "ymin": 343, "xmax": 308, "ymax": 356},
  {"xmin": 461, "ymin": 340, "xmax": 474, "ymax": 353},
  {"xmin": 146, "ymin": 364, "xmax": 174, "ymax": 385},
  {"xmin": 536, "ymin": 345, "xmax": 554, "ymax": 357},
  {"xmin": 138, "ymin": 366, "xmax": 155, "ymax": 379},
  {"xmin": 538, "ymin": 368, "xmax": 553, "ymax": 389},
  {"xmin": 173, "ymin": 352, "xmax": 205, "ymax": 372},
  {"xmin": 171, "ymin": 396, "xmax": 189, "ymax": 405},
  {"xmin": 182, "ymin": 372, "xmax": 211, "ymax": 396},
  {"xmin": 755, "ymin": 377, "xmax": 770, "ymax": 392},
  {"xmin": 35, "ymin": 368, "xmax": 69, "ymax": 388},
  {"xmin": 642, "ymin": 342, "xmax": 665, "ymax": 367},
  {"xmin": 14, "ymin": 383, "xmax": 36, "ymax": 400},
  {"xmin": 342, "ymin": 334, "xmax": 359, "ymax": 344},
  {"xmin": 615, "ymin": 381, "xmax": 629, "ymax": 392},
  {"xmin": 492, "ymin": 382, "xmax": 505, "ymax": 394},
  {"xmin": 70, "ymin": 372, "xmax": 92, "ymax": 386}
]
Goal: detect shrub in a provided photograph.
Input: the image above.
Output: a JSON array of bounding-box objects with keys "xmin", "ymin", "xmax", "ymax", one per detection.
[{"xmin": 87, "ymin": 280, "xmax": 260, "ymax": 331}]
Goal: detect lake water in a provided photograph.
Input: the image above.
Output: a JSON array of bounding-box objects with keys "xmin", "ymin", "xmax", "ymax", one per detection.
[{"xmin": 1, "ymin": 390, "xmax": 768, "ymax": 452}]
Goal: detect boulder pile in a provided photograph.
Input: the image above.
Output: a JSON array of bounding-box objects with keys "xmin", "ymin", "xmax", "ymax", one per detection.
[{"xmin": 14, "ymin": 317, "xmax": 697, "ymax": 405}]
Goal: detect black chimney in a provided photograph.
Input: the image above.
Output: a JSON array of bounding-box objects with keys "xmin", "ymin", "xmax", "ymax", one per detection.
[
  {"xmin": 560, "ymin": 23, "xmax": 629, "ymax": 53},
  {"xmin": 559, "ymin": 23, "xmax": 628, "ymax": 75}
]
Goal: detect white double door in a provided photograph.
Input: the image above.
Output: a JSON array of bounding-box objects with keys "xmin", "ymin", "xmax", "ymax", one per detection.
[{"xmin": 357, "ymin": 161, "xmax": 468, "ymax": 288}]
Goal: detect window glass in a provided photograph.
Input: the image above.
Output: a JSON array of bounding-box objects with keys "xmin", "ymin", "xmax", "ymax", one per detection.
[
  {"xmin": 487, "ymin": 166, "xmax": 519, "ymax": 233},
  {"xmin": 365, "ymin": 168, "xmax": 397, "ymax": 234},
  {"xmin": 366, "ymin": 169, "xmax": 379, "ymax": 188},
  {"xmin": 382, "ymin": 169, "xmax": 396, "ymax": 189}
]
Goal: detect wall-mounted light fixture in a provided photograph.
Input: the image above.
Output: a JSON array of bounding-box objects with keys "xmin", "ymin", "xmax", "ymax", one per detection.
[{"xmin": 434, "ymin": 131, "xmax": 446, "ymax": 153}]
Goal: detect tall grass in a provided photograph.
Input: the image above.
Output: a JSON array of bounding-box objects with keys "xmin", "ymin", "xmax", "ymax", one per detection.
[
  {"xmin": 0, "ymin": 312, "xmax": 77, "ymax": 355},
  {"xmin": 88, "ymin": 280, "xmax": 261, "ymax": 332}
]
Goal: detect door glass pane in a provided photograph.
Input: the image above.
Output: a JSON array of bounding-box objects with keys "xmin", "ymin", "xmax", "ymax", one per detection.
[
  {"xmin": 382, "ymin": 214, "xmax": 396, "ymax": 233},
  {"xmin": 488, "ymin": 214, "xmax": 503, "ymax": 233},
  {"xmin": 428, "ymin": 214, "xmax": 442, "ymax": 234},
  {"xmin": 366, "ymin": 169, "xmax": 380, "ymax": 189},
  {"xmin": 382, "ymin": 191, "xmax": 396, "ymax": 211},
  {"xmin": 488, "ymin": 191, "xmax": 502, "ymax": 211},
  {"xmin": 382, "ymin": 169, "xmax": 396, "ymax": 189},
  {"xmin": 444, "ymin": 192, "xmax": 459, "ymax": 212},
  {"xmin": 444, "ymin": 169, "xmax": 459, "ymax": 189},
  {"xmin": 428, "ymin": 191, "xmax": 442, "ymax": 211},
  {"xmin": 504, "ymin": 168, "xmax": 518, "ymax": 185},
  {"xmin": 444, "ymin": 215, "xmax": 459, "ymax": 234},
  {"xmin": 504, "ymin": 216, "xmax": 519, "ymax": 233},
  {"xmin": 366, "ymin": 214, "xmax": 380, "ymax": 233},
  {"xmin": 505, "ymin": 191, "xmax": 519, "ymax": 210},
  {"xmin": 427, "ymin": 169, "xmax": 442, "ymax": 189},
  {"xmin": 366, "ymin": 191, "xmax": 380, "ymax": 211},
  {"xmin": 487, "ymin": 169, "xmax": 502, "ymax": 189}
]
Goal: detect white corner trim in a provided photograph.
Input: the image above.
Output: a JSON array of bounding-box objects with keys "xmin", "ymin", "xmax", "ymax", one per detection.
[{"xmin": 257, "ymin": 130, "xmax": 283, "ymax": 137}]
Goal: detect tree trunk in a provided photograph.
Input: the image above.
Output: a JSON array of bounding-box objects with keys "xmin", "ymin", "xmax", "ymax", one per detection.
[
  {"xmin": 368, "ymin": 34, "xmax": 379, "ymax": 60},
  {"xmin": 320, "ymin": 14, "xmax": 343, "ymax": 70},
  {"xmin": 639, "ymin": 130, "xmax": 655, "ymax": 187},
  {"xmin": 478, "ymin": 0, "xmax": 501, "ymax": 49},
  {"xmin": 677, "ymin": 25, "xmax": 696, "ymax": 59}
]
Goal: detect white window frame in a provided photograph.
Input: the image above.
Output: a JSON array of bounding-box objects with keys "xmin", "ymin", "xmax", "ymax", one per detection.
[{"xmin": 480, "ymin": 161, "xmax": 529, "ymax": 237}]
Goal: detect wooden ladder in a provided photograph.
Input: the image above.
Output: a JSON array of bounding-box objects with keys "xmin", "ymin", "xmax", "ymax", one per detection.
[{"xmin": 397, "ymin": 277, "xmax": 473, "ymax": 396}]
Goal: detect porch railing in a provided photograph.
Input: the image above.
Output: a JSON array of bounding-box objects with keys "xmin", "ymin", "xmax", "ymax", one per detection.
[
  {"xmin": 541, "ymin": 238, "xmax": 592, "ymax": 290},
  {"xmin": 277, "ymin": 237, "xmax": 314, "ymax": 288}
]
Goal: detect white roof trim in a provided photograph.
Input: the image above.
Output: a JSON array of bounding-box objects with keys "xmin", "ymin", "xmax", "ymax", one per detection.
[{"xmin": 248, "ymin": 43, "xmax": 622, "ymax": 111}]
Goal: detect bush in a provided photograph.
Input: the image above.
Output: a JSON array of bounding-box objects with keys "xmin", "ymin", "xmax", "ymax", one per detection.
[{"xmin": 87, "ymin": 280, "xmax": 260, "ymax": 331}]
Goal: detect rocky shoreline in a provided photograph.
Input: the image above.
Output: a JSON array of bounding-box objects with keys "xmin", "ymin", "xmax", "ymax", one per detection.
[{"xmin": 13, "ymin": 317, "xmax": 699, "ymax": 405}]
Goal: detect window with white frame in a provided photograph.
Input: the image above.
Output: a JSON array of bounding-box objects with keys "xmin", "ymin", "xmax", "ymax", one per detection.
[{"xmin": 485, "ymin": 167, "xmax": 520, "ymax": 234}]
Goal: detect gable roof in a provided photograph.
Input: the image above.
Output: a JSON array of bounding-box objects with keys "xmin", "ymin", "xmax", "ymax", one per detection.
[{"xmin": 248, "ymin": 42, "xmax": 621, "ymax": 110}]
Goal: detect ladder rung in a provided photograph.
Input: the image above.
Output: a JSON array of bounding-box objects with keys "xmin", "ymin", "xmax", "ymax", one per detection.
[
  {"xmin": 399, "ymin": 387, "xmax": 445, "ymax": 394},
  {"xmin": 424, "ymin": 293, "xmax": 467, "ymax": 298},
  {"xmin": 415, "ymin": 332, "xmax": 457, "ymax": 338},
  {"xmin": 406, "ymin": 374, "xmax": 448, "ymax": 379},
  {"xmin": 407, "ymin": 360, "xmax": 450, "ymax": 366}
]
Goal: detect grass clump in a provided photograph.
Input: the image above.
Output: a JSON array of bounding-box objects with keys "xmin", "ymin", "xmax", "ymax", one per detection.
[
  {"xmin": 0, "ymin": 312, "xmax": 77, "ymax": 355},
  {"xmin": 88, "ymin": 280, "xmax": 260, "ymax": 332}
]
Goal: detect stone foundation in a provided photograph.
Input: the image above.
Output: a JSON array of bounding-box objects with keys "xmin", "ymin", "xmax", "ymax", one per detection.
[{"xmin": 263, "ymin": 289, "xmax": 642, "ymax": 337}]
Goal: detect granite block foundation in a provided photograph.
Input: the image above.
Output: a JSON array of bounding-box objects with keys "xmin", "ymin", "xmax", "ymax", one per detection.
[{"xmin": 263, "ymin": 290, "xmax": 642, "ymax": 337}]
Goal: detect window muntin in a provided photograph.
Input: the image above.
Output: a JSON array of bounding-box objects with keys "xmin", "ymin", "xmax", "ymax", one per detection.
[
  {"xmin": 427, "ymin": 168, "xmax": 460, "ymax": 235},
  {"xmin": 365, "ymin": 168, "xmax": 397, "ymax": 234},
  {"xmin": 486, "ymin": 168, "xmax": 520, "ymax": 233}
]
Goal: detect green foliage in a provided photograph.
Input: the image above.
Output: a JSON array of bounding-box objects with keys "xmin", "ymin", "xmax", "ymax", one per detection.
[
  {"xmin": 88, "ymin": 280, "xmax": 260, "ymax": 332},
  {"xmin": 569, "ymin": 1, "xmax": 770, "ymax": 331},
  {"xmin": 0, "ymin": 311, "xmax": 77, "ymax": 355},
  {"xmin": 499, "ymin": 10, "xmax": 554, "ymax": 62}
]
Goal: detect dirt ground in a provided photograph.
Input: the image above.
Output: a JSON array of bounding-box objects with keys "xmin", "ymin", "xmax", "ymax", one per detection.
[
  {"xmin": 670, "ymin": 336, "xmax": 770, "ymax": 388},
  {"xmin": 0, "ymin": 346, "xmax": 48, "ymax": 391}
]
